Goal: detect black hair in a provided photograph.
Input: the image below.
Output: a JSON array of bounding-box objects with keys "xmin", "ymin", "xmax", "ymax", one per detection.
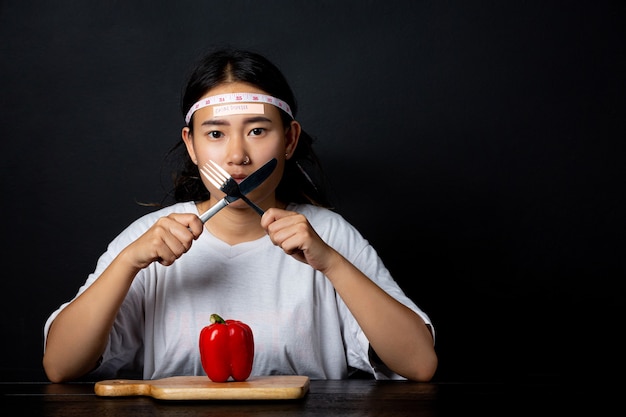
[{"xmin": 164, "ymin": 47, "xmax": 333, "ymax": 209}]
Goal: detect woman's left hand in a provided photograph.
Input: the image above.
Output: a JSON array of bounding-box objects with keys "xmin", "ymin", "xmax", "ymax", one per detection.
[{"xmin": 261, "ymin": 208, "xmax": 338, "ymax": 272}]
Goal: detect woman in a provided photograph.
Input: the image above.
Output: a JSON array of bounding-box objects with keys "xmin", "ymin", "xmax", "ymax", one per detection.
[{"xmin": 42, "ymin": 48, "xmax": 437, "ymax": 383}]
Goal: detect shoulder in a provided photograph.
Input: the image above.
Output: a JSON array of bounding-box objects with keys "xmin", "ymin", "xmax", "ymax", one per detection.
[
  {"xmin": 287, "ymin": 203, "xmax": 347, "ymax": 226},
  {"xmin": 111, "ymin": 201, "xmax": 198, "ymax": 244},
  {"xmin": 287, "ymin": 203, "xmax": 365, "ymax": 244},
  {"xmin": 126, "ymin": 201, "xmax": 197, "ymax": 229}
]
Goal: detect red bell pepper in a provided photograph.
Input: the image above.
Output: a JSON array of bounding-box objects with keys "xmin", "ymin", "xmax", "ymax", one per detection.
[{"xmin": 199, "ymin": 313, "xmax": 255, "ymax": 382}]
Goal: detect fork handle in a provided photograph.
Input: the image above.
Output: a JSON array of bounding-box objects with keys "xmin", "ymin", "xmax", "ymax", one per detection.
[{"xmin": 198, "ymin": 198, "xmax": 230, "ymax": 223}]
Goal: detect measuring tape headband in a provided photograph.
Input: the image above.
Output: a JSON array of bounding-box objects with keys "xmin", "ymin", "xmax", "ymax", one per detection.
[{"xmin": 185, "ymin": 92, "xmax": 294, "ymax": 124}]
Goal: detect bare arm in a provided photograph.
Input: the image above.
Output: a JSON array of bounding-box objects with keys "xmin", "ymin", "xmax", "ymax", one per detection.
[
  {"xmin": 321, "ymin": 251, "xmax": 437, "ymax": 381},
  {"xmin": 42, "ymin": 213, "xmax": 204, "ymax": 383},
  {"xmin": 261, "ymin": 208, "xmax": 438, "ymax": 381}
]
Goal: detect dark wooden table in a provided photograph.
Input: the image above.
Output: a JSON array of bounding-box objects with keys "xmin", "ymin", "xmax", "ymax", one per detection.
[{"xmin": 0, "ymin": 378, "xmax": 609, "ymax": 416}]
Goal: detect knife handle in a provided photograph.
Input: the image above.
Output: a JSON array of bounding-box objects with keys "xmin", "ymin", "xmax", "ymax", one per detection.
[{"xmin": 240, "ymin": 196, "xmax": 264, "ymax": 216}]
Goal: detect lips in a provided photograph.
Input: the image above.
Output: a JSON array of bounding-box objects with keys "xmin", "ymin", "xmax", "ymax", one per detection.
[{"xmin": 230, "ymin": 174, "xmax": 247, "ymax": 183}]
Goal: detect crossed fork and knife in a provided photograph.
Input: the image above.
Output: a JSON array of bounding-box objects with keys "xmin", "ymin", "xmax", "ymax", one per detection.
[{"xmin": 197, "ymin": 158, "xmax": 278, "ymax": 223}]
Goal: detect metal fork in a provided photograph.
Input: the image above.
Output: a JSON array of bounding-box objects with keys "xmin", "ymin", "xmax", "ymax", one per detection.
[{"xmin": 200, "ymin": 160, "xmax": 265, "ymax": 216}]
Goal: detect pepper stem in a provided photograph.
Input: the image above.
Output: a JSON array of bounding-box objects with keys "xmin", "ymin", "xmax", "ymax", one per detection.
[{"xmin": 210, "ymin": 313, "xmax": 225, "ymax": 324}]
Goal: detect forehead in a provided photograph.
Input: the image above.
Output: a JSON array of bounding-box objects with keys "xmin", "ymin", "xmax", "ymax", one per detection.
[
  {"xmin": 189, "ymin": 92, "xmax": 287, "ymax": 125},
  {"xmin": 185, "ymin": 81, "xmax": 292, "ymax": 125},
  {"xmin": 204, "ymin": 84, "xmax": 270, "ymax": 118},
  {"xmin": 212, "ymin": 102, "xmax": 266, "ymax": 117},
  {"xmin": 205, "ymin": 81, "xmax": 264, "ymax": 96},
  {"xmin": 194, "ymin": 100, "xmax": 281, "ymax": 123}
]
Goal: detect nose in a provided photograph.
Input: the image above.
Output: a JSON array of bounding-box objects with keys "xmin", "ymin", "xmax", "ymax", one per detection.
[{"xmin": 225, "ymin": 135, "xmax": 250, "ymax": 166}]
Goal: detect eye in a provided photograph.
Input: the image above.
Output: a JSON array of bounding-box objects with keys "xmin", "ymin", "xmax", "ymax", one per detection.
[
  {"xmin": 249, "ymin": 127, "xmax": 265, "ymax": 136},
  {"xmin": 207, "ymin": 130, "xmax": 224, "ymax": 139}
]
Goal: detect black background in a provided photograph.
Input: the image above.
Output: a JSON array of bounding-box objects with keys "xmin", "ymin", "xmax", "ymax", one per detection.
[{"xmin": 1, "ymin": 1, "xmax": 624, "ymax": 382}]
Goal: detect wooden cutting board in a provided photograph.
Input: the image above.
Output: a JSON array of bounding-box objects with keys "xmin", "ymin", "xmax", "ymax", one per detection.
[{"xmin": 94, "ymin": 375, "xmax": 310, "ymax": 400}]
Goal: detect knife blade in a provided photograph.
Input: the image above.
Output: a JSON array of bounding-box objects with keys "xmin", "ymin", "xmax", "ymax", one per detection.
[
  {"xmin": 238, "ymin": 158, "xmax": 277, "ymax": 195},
  {"xmin": 198, "ymin": 158, "xmax": 277, "ymax": 223}
]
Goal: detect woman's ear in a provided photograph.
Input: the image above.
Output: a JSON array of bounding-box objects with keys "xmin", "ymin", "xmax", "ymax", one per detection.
[
  {"xmin": 285, "ymin": 120, "xmax": 301, "ymax": 159},
  {"xmin": 181, "ymin": 127, "xmax": 198, "ymax": 164}
]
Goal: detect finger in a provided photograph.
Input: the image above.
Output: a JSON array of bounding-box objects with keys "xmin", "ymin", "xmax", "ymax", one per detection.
[
  {"xmin": 272, "ymin": 232, "xmax": 308, "ymax": 264},
  {"xmin": 260, "ymin": 207, "xmax": 296, "ymax": 229},
  {"xmin": 187, "ymin": 216, "xmax": 205, "ymax": 239},
  {"xmin": 148, "ymin": 216, "xmax": 198, "ymax": 265},
  {"xmin": 169, "ymin": 213, "xmax": 204, "ymax": 239},
  {"xmin": 155, "ymin": 245, "xmax": 178, "ymax": 266},
  {"xmin": 162, "ymin": 225, "xmax": 196, "ymax": 257}
]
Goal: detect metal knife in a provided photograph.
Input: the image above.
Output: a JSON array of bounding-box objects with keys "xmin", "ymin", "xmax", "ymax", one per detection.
[{"xmin": 199, "ymin": 158, "xmax": 277, "ymax": 222}]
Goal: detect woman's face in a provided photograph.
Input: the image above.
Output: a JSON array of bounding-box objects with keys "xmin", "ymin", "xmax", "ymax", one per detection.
[{"xmin": 181, "ymin": 82, "xmax": 300, "ymax": 209}]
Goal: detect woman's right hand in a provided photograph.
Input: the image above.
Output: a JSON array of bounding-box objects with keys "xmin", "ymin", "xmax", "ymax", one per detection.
[
  {"xmin": 124, "ymin": 213, "xmax": 204, "ymax": 269},
  {"xmin": 42, "ymin": 212, "xmax": 203, "ymax": 383}
]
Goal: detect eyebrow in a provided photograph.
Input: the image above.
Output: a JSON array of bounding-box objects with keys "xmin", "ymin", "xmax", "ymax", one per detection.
[{"xmin": 200, "ymin": 116, "xmax": 273, "ymax": 127}]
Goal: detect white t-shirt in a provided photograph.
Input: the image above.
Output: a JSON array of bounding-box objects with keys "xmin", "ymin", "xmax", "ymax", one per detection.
[{"xmin": 44, "ymin": 202, "xmax": 433, "ymax": 380}]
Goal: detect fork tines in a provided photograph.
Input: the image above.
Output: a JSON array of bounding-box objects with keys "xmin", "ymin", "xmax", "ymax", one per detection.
[{"xmin": 200, "ymin": 160, "xmax": 229, "ymax": 190}]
